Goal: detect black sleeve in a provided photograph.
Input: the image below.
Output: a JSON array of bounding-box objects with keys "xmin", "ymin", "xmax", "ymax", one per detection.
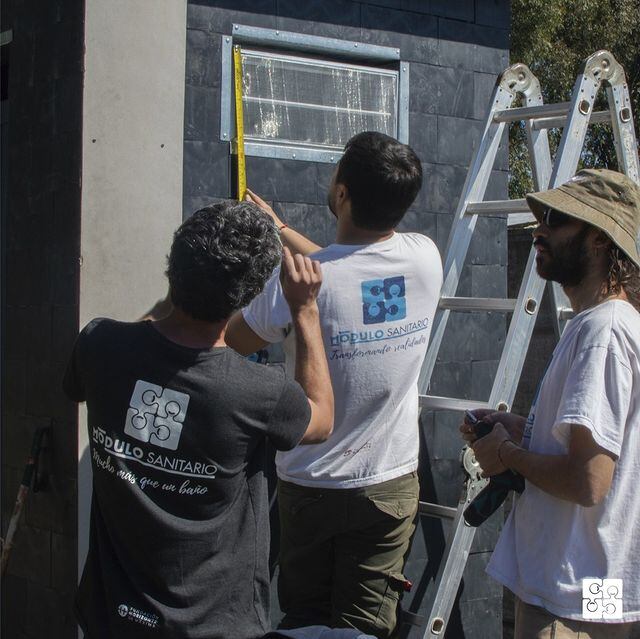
[
  {"xmin": 62, "ymin": 319, "xmax": 104, "ymax": 402},
  {"xmin": 63, "ymin": 331, "xmax": 86, "ymax": 402},
  {"xmin": 266, "ymin": 379, "xmax": 311, "ymax": 451}
]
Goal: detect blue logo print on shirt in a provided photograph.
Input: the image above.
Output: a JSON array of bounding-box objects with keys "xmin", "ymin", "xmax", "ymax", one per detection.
[{"xmin": 361, "ymin": 276, "xmax": 406, "ymax": 324}]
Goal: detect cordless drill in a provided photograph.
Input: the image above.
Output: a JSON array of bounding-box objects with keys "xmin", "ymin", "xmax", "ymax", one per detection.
[{"xmin": 463, "ymin": 411, "xmax": 525, "ymax": 527}]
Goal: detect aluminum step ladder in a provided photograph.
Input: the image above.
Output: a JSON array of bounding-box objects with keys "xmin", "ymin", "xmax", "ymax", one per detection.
[{"xmin": 406, "ymin": 50, "xmax": 640, "ymax": 637}]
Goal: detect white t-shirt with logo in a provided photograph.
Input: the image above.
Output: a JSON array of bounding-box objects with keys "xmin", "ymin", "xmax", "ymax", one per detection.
[
  {"xmin": 243, "ymin": 232, "xmax": 443, "ymax": 488},
  {"xmin": 487, "ymin": 300, "xmax": 640, "ymax": 622}
]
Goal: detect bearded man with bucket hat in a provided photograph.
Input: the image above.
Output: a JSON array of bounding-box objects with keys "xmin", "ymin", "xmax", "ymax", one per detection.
[{"xmin": 460, "ymin": 168, "xmax": 640, "ymax": 638}]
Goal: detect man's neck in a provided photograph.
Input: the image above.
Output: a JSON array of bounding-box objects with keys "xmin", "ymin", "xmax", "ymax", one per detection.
[
  {"xmin": 152, "ymin": 307, "xmax": 227, "ymax": 349},
  {"xmin": 335, "ymin": 217, "xmax": 395, "ymax": 245},
  {"xmin": 563, "ymin": 271, "xmax": 628, "ymax": 314}
]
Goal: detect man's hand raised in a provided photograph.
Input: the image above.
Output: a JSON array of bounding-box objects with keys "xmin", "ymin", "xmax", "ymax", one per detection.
[{"xmin": 280, "ymin": 246, "xmax": 322, "ymax": 313}]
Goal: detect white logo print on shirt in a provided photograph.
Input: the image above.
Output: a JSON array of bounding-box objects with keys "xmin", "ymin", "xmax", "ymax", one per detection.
[{"xmin": 124, "ymin": 380, "xmax": 190, "ymax": 451}]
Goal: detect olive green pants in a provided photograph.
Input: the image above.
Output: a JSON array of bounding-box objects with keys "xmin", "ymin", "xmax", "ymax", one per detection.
[
  {"xmin": 515, "ymin": 598, "xmax": 636, "ymax": 639},
  {"xmin": 277, "ymin": 472, "xmax": 419, "ymax": 639}
]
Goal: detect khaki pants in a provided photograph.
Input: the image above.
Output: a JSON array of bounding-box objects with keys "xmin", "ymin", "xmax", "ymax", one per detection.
[
  {"xmin": 515, "ymin": 597, "xmax": 637, "ymax": 639},
  {"xmin": 276, "ymin": 472, "xmax": 419, "ymax": 639}
]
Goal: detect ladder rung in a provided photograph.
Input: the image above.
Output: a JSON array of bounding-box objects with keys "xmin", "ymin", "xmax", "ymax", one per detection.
[
  {"xmin": 493, "ymin": 101, "xmax": 572, "ymax": 123},
  {"xmin": 419, "ymin": 395, "xmax": 491, "ymax": 412},
  {"xmin": 507, "ymin": 212, "xmax": 537, "ymax": 227},
  {"xmin": 465, "ymin": 198, "xmax": 529, "ymax": 215},
  {"xmin": 532, "ymin": 110, "xmax": 612, "ymax": 130},
  {"xmin": 419, "ymin": 501, "xmax": 458, "ymax": 520},
  {"xmin": 439, "ymin": 297, "xmax": 516, "ymax": 312}
]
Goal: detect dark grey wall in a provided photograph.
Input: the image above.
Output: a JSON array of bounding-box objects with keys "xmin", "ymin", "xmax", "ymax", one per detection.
[
  {"xmin": 1, "ymin": 1, "xmax": 84, "ymax": 638},
  {"xmin": 184, "ymin": 2, "xmax": 510, "ymax": 637}
]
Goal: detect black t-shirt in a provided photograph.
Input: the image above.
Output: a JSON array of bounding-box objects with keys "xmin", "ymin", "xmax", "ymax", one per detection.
[{"xmin": 64, "ymin": 319, "xmax": 310, "ymax": 639}]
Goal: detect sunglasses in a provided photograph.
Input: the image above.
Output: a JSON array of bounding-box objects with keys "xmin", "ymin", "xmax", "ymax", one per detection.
[{"xmin": 541, "ymin": 207, "xmax": 574, "ymax": 228}]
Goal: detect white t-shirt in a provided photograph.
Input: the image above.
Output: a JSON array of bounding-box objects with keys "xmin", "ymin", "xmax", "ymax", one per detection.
[
  {"xmin": 487, "ymin": 299, "xmax": 640, "ymax": 622},
  {"xmin": 243, "ymin": 232, "xmax": 442, "ymax": 488}
]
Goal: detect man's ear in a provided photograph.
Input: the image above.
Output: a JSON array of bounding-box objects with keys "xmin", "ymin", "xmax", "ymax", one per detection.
[
  {"xmin": 592, "ymin": 229, "xmax": 612, "ymax": 250},
  {"xmin": 335, "ymin": 182, "xmax": 349, "ymax": 205}
]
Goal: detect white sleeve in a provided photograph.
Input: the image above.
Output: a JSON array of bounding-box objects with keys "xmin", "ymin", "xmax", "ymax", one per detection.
[
  {"xmin": 552, "ymin": 345, "xmax": 632, "ymax": 457},
  {"xmin": 242, "ymin": 268, "xmax": 292, "ymax": 344}
]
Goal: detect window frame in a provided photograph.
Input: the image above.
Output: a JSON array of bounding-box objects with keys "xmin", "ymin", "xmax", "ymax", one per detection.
[{"xmin": 220, "ymin": 24, "xmax": 410, "ymax": 164}]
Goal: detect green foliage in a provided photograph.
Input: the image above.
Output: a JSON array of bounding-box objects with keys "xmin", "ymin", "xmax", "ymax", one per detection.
[{"xmin": 509, "ymin": 0, "xmax": 640, "ymax": 198}]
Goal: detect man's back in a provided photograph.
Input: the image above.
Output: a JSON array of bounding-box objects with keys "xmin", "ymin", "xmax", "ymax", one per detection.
[
  {"xmin": 243, "ymin": 232, "xmax": 442, "ymax": 487},
  {"xmin": 65, "ymin": 318, "xmax": 310, "ymax": 639}
]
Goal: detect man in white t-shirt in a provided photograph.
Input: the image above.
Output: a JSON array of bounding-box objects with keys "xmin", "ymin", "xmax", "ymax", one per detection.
[
  {"xmin": 461, "ymin": 169, "xmax": 640, "ymax": 638},
  {"xmin": 226, "ymin": 132, "xmax": 443, "ymax": 638}
]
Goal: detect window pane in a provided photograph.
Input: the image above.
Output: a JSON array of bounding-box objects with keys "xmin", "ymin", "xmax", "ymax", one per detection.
[{"xmin": 241, "ymin": 50, "xmax": 398, "ymax": 150}]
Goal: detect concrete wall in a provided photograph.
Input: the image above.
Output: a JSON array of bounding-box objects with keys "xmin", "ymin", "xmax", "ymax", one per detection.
[
  {"xmin": 1, "ymin": 2, "xmax": 84, "ymax": 638},
  {"xmin": 79, "ymin": 0, "xmax": 187, "ymax": 596},
  {"xmin": 183, "ymin": 2, "xmax": 510, "ymax": 637}
]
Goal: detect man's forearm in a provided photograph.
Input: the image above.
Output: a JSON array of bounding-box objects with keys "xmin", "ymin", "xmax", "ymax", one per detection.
[
  {"xmin": 501, "ymin": 443, "xmax": 598, "ymax": 506},
  {"xmin": 280, "ymin": 227, "xmax": 322, "ymax": 256},
  {"xmin": 291, "ymin": 306, "xmax": 332, "ymax": 416}
]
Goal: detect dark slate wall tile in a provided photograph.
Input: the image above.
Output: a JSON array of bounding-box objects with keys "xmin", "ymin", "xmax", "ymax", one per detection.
[
  {"xmin": 470, "ymin": 358, "xmax": 499, "ymax": 401},
  {"xmin": 183, "ymin": 141, "xmax": 230, "ymax": 201},
  {"xmin": 476, "ymin": 0, "xmax": 511, "ymax": 30},
  {"xmin": 424, "ymin": 163, "xmax": 467, "ymax": 215},
  {"xmin": 438, "ymin": 19, "xmax": 509, "ymax": 74},
  {"xmin": 365, "ymin": 0, "xmax": 404, "ymax": 9},
  {"xmin": 397, "ymin": 210, "xmax": 437, "ymax": 240},
  {"xmin": 184, "ymin": 85, "xmax": 219, "ymax": 142},
  {"xmin": 430, "ymin": 361, "xmax": 472, "ymax": 401},
  {"xmin": 410, "ymin": 64, "xmax": 474, "ymax": 118},
  {"xmin": 485, "ymin": 168, "xmax": 508, "ymax": 200},
  {"xmin": 438, "ymin": 312, "xmax": 506, "ymax": 362},
  {"xmin": 186, "ymin": 29, "xmax": 221, "ymax": 88},
  {"xmin": 360, "ymin": 6, "xmax": 438, "ymax": 63},
  {"xmin": 471, "ymin": 264, "xmax": 506, "ymax": 297},
  {"xmin": 429, "ymin": 410, "xmax": 472, "ymax": 459},
  {"xmin": 437, "ymin": 115, "xmax": 483, "ymax": 166},
  {"xmin": 460, "ymin": 594, "xmax": 502, "ymax": 637},
  {"xmin": 187, "ymin": 1, "xmax": 276, "ymax": 33},
  {"xmin": 277, "ymin": 0, "xmax": 361, "ymax": 40},
  {"xmin": 409, "ymin": 112, "xmax": 437, "ymax": 164},
  {"xmin": 245, "ymin": 156, "xmax": 317, "ymax": 203},
  {"xmin": 468, "ymin": 216, "xmax": 507, "ymax": 265},
  {"xmin": 362, "ymin": 4, "xmax": 438, "ymax": 38},
  {"xmin": 272, "ymin": 202, "xmax": 332, "ymax": 247},
  {"xmin": 473, "ymin": 70, "xmax": 498, "ymax": 120},
  {"xmin": 402, "ymin": 0, "xmax": 474, "ymax": 22},
  {"xmin": 316, "ymin": 162, "xmax": 336, "ymax": 204}
]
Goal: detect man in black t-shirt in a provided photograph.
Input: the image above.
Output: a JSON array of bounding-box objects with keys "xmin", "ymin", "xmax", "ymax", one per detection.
[{"xmin": 64, "ymin": 202, "xmax": 334, "ymax": 639}]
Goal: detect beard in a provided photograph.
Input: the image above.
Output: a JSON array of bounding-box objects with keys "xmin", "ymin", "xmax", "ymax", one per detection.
[{"xmin": 534, "ymin": 225, "xmax": 591, "ymax": 286}]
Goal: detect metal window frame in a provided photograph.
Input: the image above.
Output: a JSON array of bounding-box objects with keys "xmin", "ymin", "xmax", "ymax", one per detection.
[{"xmin": 220, "ymin": 24, "xmax": 410, "ymax": 164}]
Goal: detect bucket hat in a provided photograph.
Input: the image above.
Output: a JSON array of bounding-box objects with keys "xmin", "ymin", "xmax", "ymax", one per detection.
[{"xmin": 526, "ymin": 168, "xmax": 640, "ymax": 268}]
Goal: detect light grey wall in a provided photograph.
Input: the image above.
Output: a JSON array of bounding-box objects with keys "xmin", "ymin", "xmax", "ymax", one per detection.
[{"xmin": 79, "ymin": 0, "xmax": 187, "ymax": 593}]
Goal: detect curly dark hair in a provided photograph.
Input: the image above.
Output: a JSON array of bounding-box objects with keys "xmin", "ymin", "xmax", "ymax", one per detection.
[
  {"xmin": 335, "ymin": 131, "xmax": 422, "ymax": 231},
  {"xmin": 167, "ymin": 201, "xmax": 281, "ymax": 322},
  {"xmin": 605, "ymin": 245, "xmax": 640, "ymax": 311}
]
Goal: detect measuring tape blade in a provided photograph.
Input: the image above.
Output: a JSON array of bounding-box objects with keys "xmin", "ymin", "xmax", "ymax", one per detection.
[{"xmin": 233, "ymin": 45, "xmax": 247, "ymax": 201}]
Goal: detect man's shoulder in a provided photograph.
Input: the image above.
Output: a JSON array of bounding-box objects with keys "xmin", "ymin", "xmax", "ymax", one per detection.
[
  {"xmin": 568, "ymin": 300, "xmax": 640, "ymax": 354},
  {"xmin": 79, "ymin": 317, "xmax": 142, "ymax": 342}
]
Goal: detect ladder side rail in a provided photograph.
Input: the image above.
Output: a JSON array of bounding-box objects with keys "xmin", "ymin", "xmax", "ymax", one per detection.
[
  {"xmin": 484, "ymin": 89, "xmax": 556, "ymax": 407},
  {"xmin": 417, "ymin": 69, "xmax": 553, "ymax": 635},
  {"xmin": 543, "ymin": 64, "xmax": 603, "ymax": 339},
  {"xmin": 418, "ymin": 86, "xmax": 515, "ymax": 393},
  {"xmin": 606, "ymin": 83, "xmax": 640, "ymax": 184}
]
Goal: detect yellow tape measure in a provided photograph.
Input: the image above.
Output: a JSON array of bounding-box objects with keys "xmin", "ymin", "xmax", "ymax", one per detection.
[{"xmin": 233, "ymin": 45, "xmax": 247, "ymax": 201}]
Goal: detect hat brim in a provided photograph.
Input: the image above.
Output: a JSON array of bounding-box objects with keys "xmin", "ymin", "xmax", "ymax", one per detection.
[{"xmin": 526, "ymin": 189, "xmax": 640, "ymax": 268}]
